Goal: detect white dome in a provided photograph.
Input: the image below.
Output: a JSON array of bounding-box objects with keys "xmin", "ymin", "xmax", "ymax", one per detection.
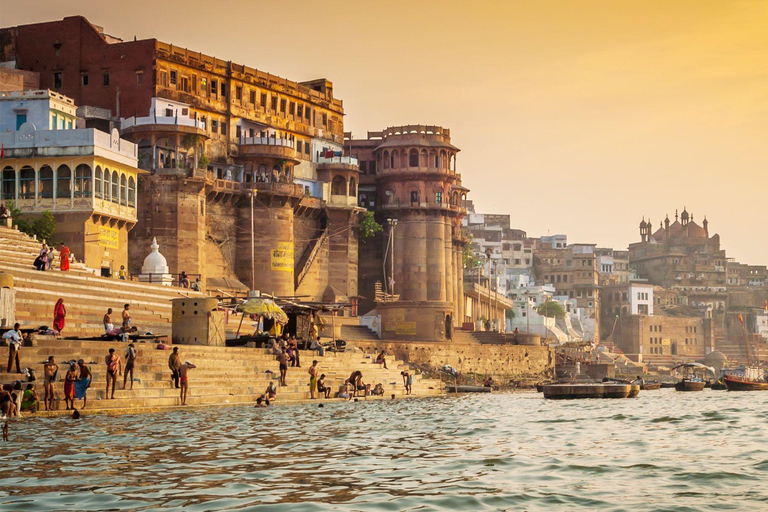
[{"xmin": 141, "ymin": 237, "xmax": 169, "ymax": 274}]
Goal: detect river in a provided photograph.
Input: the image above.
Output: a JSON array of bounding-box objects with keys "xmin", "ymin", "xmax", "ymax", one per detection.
[{"xmin": 0, "ymin": 390, "xmax": 766, "ymax": 511}]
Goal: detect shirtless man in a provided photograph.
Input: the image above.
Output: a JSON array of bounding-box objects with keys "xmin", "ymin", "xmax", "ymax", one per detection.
[
  {"xmin": 123, "ymin": 344, "xmax": 137, "ymax": 390},
  {"xmin": 121, "ymin": 304, "xmax": 132, "ymax": 328},
  {"xmin": 168, "ymin": 347, "xmax": 181, "ymax": 388},
  {"xmin": 103, "ymin": 308, "xmax": 114, "ymax": 334},
  {"xmin": 105, "ymin": 348, "xmax": 122, "ymax": 399},
  {"xmin": 277, "ymin": 349, "xmax": 289, "ymax": 386},
  {"xmin": 43, "ymin": 356, "xmax": 58, "ymax": 411},
  {"xmin": 77, "ymin": 359, "xmax": 92, "ymax": 409},
  {"xmin": 308, "ymin": 360, "xmax": 319, "ymax": 399},
  {"xmin": 179, "ymin": 361, "xmax": 197, "ymax": 405}
]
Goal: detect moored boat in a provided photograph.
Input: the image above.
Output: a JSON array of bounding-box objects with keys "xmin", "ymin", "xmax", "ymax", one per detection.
[
  {"xmin": 672, "ymin": 363, "xmax": 714, "ymax": 392},
  {"xmin": 641, "ymin": 382, "xmax": 661, "ymax": 390},
  {"xmin": 542, "ymin": 383, "xmax": 636, "ymax": 399},
  {"xmin": 674, "ymin": 379, "xmax": 706, "ymax": 392},
  {"xmin": 723, "ymin": 375, "xmax": 768, "ymax": 391}
]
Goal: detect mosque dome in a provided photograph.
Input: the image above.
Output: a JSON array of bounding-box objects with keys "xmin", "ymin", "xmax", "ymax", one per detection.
[
  {"xmin": 142, "ymin": 237, "xmax": 169, "ymax": 274},
  {"xmin": 687, "ymin": 222, "xmax": 707, "ymax": 238},
  {"xmin": 639, "ymin": 218, "xmax": 647, "ymax": 228}
]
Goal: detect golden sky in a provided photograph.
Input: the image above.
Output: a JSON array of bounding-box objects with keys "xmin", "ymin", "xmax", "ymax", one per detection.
[{"xmin": 2, "ymin": 0, "xmax": 767, "ymax": 262}]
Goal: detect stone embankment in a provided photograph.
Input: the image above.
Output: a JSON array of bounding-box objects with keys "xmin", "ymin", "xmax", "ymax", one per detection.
[{"xmin": 0, "ymin": 337, "xmax": 443, "ymax": 416}]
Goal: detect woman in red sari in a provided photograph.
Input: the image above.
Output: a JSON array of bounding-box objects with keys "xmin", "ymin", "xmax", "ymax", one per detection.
[
  {"xmin": 53, "ymin": 299, "xmax": 66, "ymax": 334},
  {"xmin": 59, "ymin": 243, "xmax": 70, "ymax": 271}
]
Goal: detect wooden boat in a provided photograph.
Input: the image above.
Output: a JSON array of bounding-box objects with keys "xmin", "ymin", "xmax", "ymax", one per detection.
[
  {"xmin": 447, "ymin": 385, "xmax": 492, "ymax": 393},
  {"xmin": 710, "ymin": 381, "xmax": 727, "ymax": 390},
  {"xmin": 542, "ymin": 383, "xmax": 636, "ymax": 399},
  {"xmin": 660, "ymin": 382, "xmax": 677, "ymax": 389},
  {"xmin": 641, "ymin": 382, "xmax": 661, "ymax": 390},
  {"xmin": 724, "ymin": 375, "xmax": 768, "ymax": 391},
  {"xmin": 628, "ymin": 384, "xmax": 641, "ymax": 398},
  {"xmin": 674, "ymin": 379, "xmax": 706, "ymax": 392}
]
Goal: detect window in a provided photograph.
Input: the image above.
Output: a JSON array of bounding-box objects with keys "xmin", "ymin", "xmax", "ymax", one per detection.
[
  {"xmin": 304, "ymin": 143, "xmax": 310, "ymax": 155},
  {"xmin": 236, "ymin": 125, "xmax": 242, "ymax": 139},
  {"xmin": 200, "ymin": 77, "xmax": 207, "ymax": 91},
  {"xmin": 220, "ymin": 82, "xmax": 226, "ymax": 97},
  {"xmin": 409, "ymin": 149, "xmax": 419, "ymax": 167},
  {"xmin": 53, "ymin": 72, "xmax": 62, "ymax": 89},
  {"xmin": 39, "ymin": 166, "xmax": 53, "ymax": 198},
  {"xmin": 411, "ymin": 191, "xmax": 419, "ymax": 204},
  {"xmin": 56, "ymin": 165, "xmax": 72, "ymax": 198},
  {"xmin": 136, "ymin": 72, "xmax": 143, "ymax": 85},
  {"xmin": 349, "ymin": 177, "xmax": 356, "ymax": 196},
  {"xmin": 331, "ymin": 176, "xmax": 346, "ymax": 195},
  {"xmin": 236, "ymin": 86, "xmax": 242, "ymax": 101},
  {"xmin": 1, "ymin": 168, "xmax": 15, "ymax": 200},
  {"xmin": 360, "ymin": 161, "xmax": 367, "ymax": 174},
  {"xmin": 261, "ymin": 93, "xmax": 267, "ymax": 108},
  {"xmin": 128, "ymin": 177, "xmax": 136, "ymax": 207},
  {"xmin": 111, "ymin": 171, "xmax": 119, "ymax": 203},
  {"xmin": 271, "ymin": 96, "xmax": 278, "ymax": 110},
  {"xmin": 158, "ymin": 71, "xmax": 168, "ymax": 87},
  {"xmin": 249, "ymin": 90, "xmax": 256, "ymax": 104},
  {"xmin": 170, "ymin": 70, "xmax": 178, "ymax": 85},
  {"xmin": 436, "ymin": 191, "xmax": 442, "ymax": 204},
  {"xmin": 180, "ymin": 76, "xmax": 189, "ymax": 92},
  {"xmin": 289, "ymin": 102, "xmax": 295, "ymax": 116},
  {"xmin": 74, "ymin": 164, "xmax": 91, "ymax": 198},
  {"xmin": 211, "ymin": 80, "xmax": 218, "ymax": 97},
  {"xmin": 103, "ymin": 73, "xmax": 110, "ymax": 86},
  {"xmin": 81, "ymin": 74, "xmax": 89, "ymax": 86},
  {"xmin": 297, "ymin": 105, "xmax": 303, "ymax": 118},
  {"xmin": 369, "ymin": 161, "xmax": 376, "ymax": 174},
  {"xmin": 15, "ymin": 113, "xmax": 26, "ymax": 130},
  {"xmin": 280, "ymin": 99, "xmax": 286, "ymax": 113},
  {"xmin": 165, "ymin": 108, "xmax": 174, "ymax": 117},
  {"xmin": 211, "ymin": 120, "xmax": 218, "ymax": 134},
  {"xmin": 297, "ymin": 141, "xmax": 303, "ymax": 153},
  {"xmin": 221, "ymin": 122, "xmax": 227, "ymax": 136},
  {"xmin": 19, "ymin": 166, "xmax": 34, "ymax": 199},
  {"xmin": 95, "ymin": 167, "xmax": 103, "ymax": 199},
  {"xmin": 322, "ymin": 113, "xmax": 328, "ymax": 127},
  {"xmin": 305, "ymin": 107, "xmax": 311, "ymax": 120}
]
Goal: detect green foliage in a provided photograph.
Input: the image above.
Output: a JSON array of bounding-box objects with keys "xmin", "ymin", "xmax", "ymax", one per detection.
[
  {"xmin": 537, "ymin": 301, "xmax": 566, "ymax": 319},
  {"xmin": 197, "ymin": 155, "xmax": 210, "ymax": 169},
  {"xmin": 7, "ymin": 203, "xmax": 59, "ymax": 244},
  {"xmin": 182, "ymin": 134, "xmax": 201, "ymax": 149},
  {"xmin": 462, "ymin": 231, "xmax": 481, "ymax": 269},
  {"xmin": 505, "ymin": 309, "xmax": 516, "ymax": 321},
  {"xmin": 357, "ymin": 211, "xmax": 383, "ymax": 242}
]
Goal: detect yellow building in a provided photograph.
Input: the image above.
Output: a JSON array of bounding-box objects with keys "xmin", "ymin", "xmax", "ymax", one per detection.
[{"xmin": 0, "ymin": 90, "xmax": 143, "ymax": 275}]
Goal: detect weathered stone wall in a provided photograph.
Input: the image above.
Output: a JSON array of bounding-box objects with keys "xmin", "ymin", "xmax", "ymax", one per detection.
[
  {"xmin": 351, "ymin": 340, "xmax": 554, "ymax": 383},
  {"xmin": 205, "ymin": 198, "xmax": 239, "ymax": 274}
]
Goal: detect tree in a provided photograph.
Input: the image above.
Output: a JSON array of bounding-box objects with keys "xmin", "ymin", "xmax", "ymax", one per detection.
[
  {"xmin": 537, "ymin": 301, "xmax": 565, "ymax": 319},
  {"xmin": 462, "ymin": 231, "xmax": 481, "ymax": 269},
  {"xmin": 357, "ymin": 211, "xmax": 382, "ymax": 242},
  {"xmin": 6, "ymin": 203, "xmax": 59, "ymax": 244},
  {"xmin": 505, "ymin": 309, "xmax": 516, "ymax": 322}
]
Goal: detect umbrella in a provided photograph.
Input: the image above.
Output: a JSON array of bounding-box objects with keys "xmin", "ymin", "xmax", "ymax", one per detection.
[{"xmin": 234, "ymin": 298, "xmax": 288, "ymax": 339}]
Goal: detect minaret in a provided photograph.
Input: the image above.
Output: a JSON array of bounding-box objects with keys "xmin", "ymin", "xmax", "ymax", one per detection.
[
  {"xmin": 703, "ymin": 216, "xmax": 709, "ymax": 236},
  {"xmin": 639, "ymin": 217, "xmax": 647, "ymax": 242}
]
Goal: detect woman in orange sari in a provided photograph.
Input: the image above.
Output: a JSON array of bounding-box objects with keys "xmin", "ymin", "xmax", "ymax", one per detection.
[
  {"xmin": 59, "ymin": 243, "xmax": 70, "ymax": 271},
  {"xmin": 53, "ymin": 298, "xmax": 66, "ymax": 334}
]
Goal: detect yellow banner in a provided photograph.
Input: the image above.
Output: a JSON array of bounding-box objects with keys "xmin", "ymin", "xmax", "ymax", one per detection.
[
  {"xmin": 271, "ymin": 242, "xmax": 293, "ymax": 272},
  {"xmin": 98, "ymin": 226, "xmax": 119, "ymax": 249},
  {"xmin": 395, "ymin": 321, "xmax": 417, "ymax": 335},
  {"xmin": 661, "ymin": 338, "xmax": 671, "ymax": 346}
]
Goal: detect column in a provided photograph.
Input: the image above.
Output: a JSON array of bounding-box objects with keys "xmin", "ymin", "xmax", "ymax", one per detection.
[{"xmin": 426, "ymin": 216, "xmax": 446, "ymax": 301}]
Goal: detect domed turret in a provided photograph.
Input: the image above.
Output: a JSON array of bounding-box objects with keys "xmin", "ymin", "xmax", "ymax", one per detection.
[
  {"xmin": 681, "ymin": 206, "xmax": 689, "ymax": 226},
  {"xmin": 139, "ymin": 237, "xmax": 173, "ymax": 286}
]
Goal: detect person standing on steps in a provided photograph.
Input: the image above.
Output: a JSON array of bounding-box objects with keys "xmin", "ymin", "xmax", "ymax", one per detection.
[
  {"xmin": 75, "ymin": 359, "xmax": 92, "ymax": 409},
  {"xmin": 277, "ymin": 349, "xmax": 289, "ymax": 386},
  {"xmin": 103, "ymin": 308, "xmax": 114, "ymax": 334},
  {"xmin": 179, "ymin": 361, "xmax": 196, "ymax": 405},
  {"xmin": 43, "ymin": 356, "xmax": 58, "ymax": 411},
  {"xmin": 63, "ymin": 362, "xmax": 77, "ymax": 410},
  {"xmin": 168, "ymin": 347, "xmax": 181, "ymax": 388},
  {"xmin": 309, "ymin": 360, "xmax": 319, "ymax": 399},
  {"xmin": 105, "ymin": 348, "xmax": 122, "ymax": 399},
  {"xmin": 122, "ymin": 304, "xmax": 132, "ymax": 329},
  {"xmin": 58, "ymin": 242, "xmax": 70, "ymax": 271},
  {"xmin": 4, "ymin": 323, "xmax": 23, "ymax": 373},
  {"xmin": 123, "ymin": 344, "xmax": 137, "ymax": 390}
]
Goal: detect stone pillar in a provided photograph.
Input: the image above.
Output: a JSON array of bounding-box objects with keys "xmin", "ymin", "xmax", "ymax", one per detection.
[
  {"xmin": 399, "ymin": 215, "xmax": 427, "ymax": 301},
  {"xmin": 444, "ymin": 219, "xmax": 454, "ymax": 309},
  {"xmin": 426, "ymin": 216, "xmax": 446, "ymax": 301},
  {"xmin": 456, "ymin": 247, "xmax": 464, "ymax": 324},
  {"xmin": 238, "ymin": 201, "xmax": 295, "ymax": 297},
  {"xmin": 327, "ymin": 208, "xmax": 359, "ymax": 299}
]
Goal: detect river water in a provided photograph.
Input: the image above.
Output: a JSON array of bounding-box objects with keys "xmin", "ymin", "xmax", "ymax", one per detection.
[{"xmin": 0, "ymin": 390, "xmax": 766, "ymax": 511}]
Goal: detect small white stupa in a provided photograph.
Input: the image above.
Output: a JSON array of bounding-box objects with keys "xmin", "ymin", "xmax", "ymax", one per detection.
[{"xmin": 138, "ymin": 237, "xmax": 173, "ymax": 286}]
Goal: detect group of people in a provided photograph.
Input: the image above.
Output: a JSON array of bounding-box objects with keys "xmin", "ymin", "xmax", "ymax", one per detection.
[
  {"xmin": 177, "ymin": 271, "xmax": 202, "ymax": 291},
  {"xmin": 103, "ymin": 305, "xmax": 138, "ymax": 341},
  {"xmin": 33, "ymin": 242, "xmax": 71, "ymax": 272}
]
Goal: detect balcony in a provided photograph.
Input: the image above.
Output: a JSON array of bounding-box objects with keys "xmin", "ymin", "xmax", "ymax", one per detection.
[
  {"xmin": 245, "ymin": 181, "xmax": 305, "ymax": 199},
  {"xmin": 238, "ymin": 137, "xmax": 299, "ymax": 163},
  {"xmin": 121, "ymin": 114, "xmax": 207, "ymax": 136},
  {"xmin": 317, "ymin": 155, "xmax": 359, "ymax": 171}
]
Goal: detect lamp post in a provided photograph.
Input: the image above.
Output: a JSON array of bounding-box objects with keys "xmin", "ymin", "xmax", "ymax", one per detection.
[
  {"xmin": 249, "ymin": 189, "xmax": 257, "ymax": 291},
  {"xmin": 485, "ymin": 248, "xmax": 493, "ymax": 330},
  {"xmin": 385, "ymin": 218, "xmax": 398, "ymax": 295}
]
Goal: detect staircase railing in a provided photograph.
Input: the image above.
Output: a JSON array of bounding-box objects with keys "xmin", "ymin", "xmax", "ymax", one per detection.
[{"xmin": 295, "ymin": 227, "xmax": 329, "ymax": 288}]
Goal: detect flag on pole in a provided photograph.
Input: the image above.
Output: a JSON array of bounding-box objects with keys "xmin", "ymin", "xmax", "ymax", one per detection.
[{"xmin": 738, "ymin": 313, "xmax": 744, "ymax": 324}]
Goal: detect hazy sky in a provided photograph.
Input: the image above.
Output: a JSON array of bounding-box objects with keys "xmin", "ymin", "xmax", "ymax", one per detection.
[{"xmin": 2, "ymin": 0, "xmax": 767, "ymax": 263}]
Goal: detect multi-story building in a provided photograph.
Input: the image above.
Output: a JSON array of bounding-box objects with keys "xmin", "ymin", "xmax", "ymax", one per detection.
[
  {"xmin": 0, "ymin": 89, "xmax": 142, "ymax": 272},
  {"xmin": 348, "ymin": 125, "xmax": 468, "ymax": 340},
  {"xmin": 1, "ymin": 16, "xmax": 363, "ymax": 301},
  {"xmin": 596, "ymin": 247, "xmax": 635, "ymax": 285}
]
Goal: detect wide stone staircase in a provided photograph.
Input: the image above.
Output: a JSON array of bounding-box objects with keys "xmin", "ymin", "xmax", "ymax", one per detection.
[
  {"xmin": 0, "ymin": 338, "xmax": 444, "ymax": 412},
  {"xmin": 0, "ymin": 225, "xmax": 201, "ymax": 337},
  {"xmin": 341, "ymin": 324, "xmax": 380, "ymax": 341},
  {"xmin": 453, "ymin": 330, "xmax": 509, "ymax": 344}
]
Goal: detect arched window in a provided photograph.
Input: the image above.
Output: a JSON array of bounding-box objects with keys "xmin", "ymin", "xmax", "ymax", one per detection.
[
  {"xmin": 430, "ymin": 150, "xmax": 438, "ymax": 168},
  {"xmin": 128, "ymin": 176, "xmax": 136, "ymax": 207},
  {"xmin": 56, "ymin": 165, "xmax": 71, "ymax": 199},
  {"xmin": 120, "ymin": 174, "xmax": 128, "ymax": 206},
  {"xmin": 391, "ymin": 150, "xmax": 398, "ymax": 169},
  {"xmin": 331, "ymin": 175, "xmax": 346, "ymax": 195},
  {"xmin": 19, "ymin": 166, "xmax": 35, "ymax": 199},
  {"xmin": 111, "ymin": 170, "xmax": 119, "ymax": 203},
  {"xmin": 385, "ymin": 188, "xmax": 396, "ymax": 205},
  {"xmin": 449, "ymin": 153, "xmax": 456, "ymax": 171},
  {"xmin": 39, "ymin": 165, "xmax": 54, "ymax": 199},
  {"xmin": 440, "ymin": 150, "xmax": 447, "ymax": 169},
  {"xmin": 75, "ymin": 164, "xmax": 92, "ymax": 198},
  {"xmin": 420, "ymin": 149, "xmax": 428, "ymax": 167},
  {"xmin": 409, "ymin": 149, "xmax": 419, "ymax": 167},
  {"xmin": 410, "ymin": 189, "xmax": 420, "ymax": 205},
  {"xmin": 1, "ymin": 167, "xmax": 15, "ymax": 200},
  {"xmin": 348, "ymin": 177, "xmax": 356, "ymax": 196},
  {"xmin": 95, "ymin": 167, "xmax": 103, "ymax": 199},
  {"xmin": 435, "ymin": 189, "xmax": 443, "ymax": 204},
  {"xmin": 383, "ymin": 150, "xmax": 390, "ymax": 170},
  {"xmin": 452, "ymin": 192, "xmax": 459, "ymax": 206},
  {"xmin": 104, "ymin": 168, "xmax": 111, "ymax": 201}
]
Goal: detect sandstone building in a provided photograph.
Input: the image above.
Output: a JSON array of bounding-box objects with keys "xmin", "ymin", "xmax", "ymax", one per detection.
[
  {"xmin": 348, "ymin": 126, "xmax": 468, "ymax": 340},
  {"xmin": 0, "ymin": 16, "xmax": 363, "ymax": 301}
]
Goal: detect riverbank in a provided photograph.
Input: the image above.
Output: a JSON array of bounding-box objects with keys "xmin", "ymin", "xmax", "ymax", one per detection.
[{"xmin": 0, "ymin": 336, "xmax": 444, "ymax": 415}]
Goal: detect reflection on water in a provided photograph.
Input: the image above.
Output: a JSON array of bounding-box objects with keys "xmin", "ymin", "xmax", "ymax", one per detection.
[{"xmin": 1, "ymin": 390, "xmax": 767, "ymax": 511}]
